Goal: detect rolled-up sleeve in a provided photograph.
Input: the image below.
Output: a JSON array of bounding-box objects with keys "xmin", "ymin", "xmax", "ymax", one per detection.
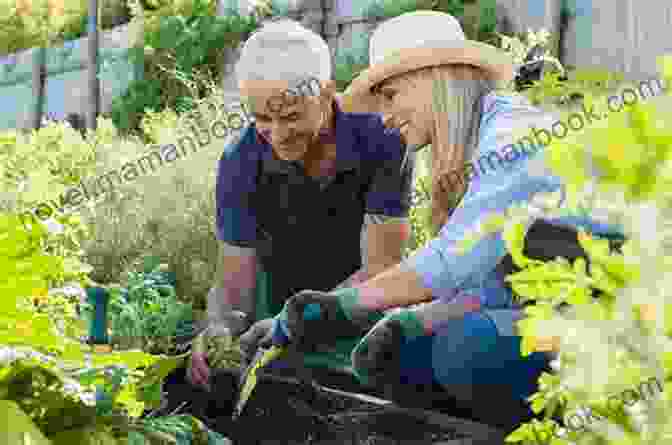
[
  {"xmin": 403, "ymin": 95, "xmax": 563, "ymax": 302},
  {"xmin": 215, "ymin": 131, "xmax": 258, "ymax": 247},
  {"xmin": 404, "ymin": 168, "xmax": 563, "ymax": 300},
  {"xmin": 363, "ymin": 117, "xmax": 414, "ymax": 217}
]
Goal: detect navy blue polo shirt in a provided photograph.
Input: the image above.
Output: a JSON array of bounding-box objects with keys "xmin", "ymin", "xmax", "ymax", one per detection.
[{"xmin": 215, "ymin": 99, "xmax": 413, "ymax": 312}]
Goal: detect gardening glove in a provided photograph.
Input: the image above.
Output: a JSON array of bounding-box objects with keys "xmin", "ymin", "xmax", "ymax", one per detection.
[
  {"xmin": 350, "ymin": 309, "xmax": 424, "ymax": 388},
  {"xmin": 351, "ymin": 297, "xmax": 481, "ymax": 387},
  {"xmin": 188, "ymin": 310, "xmax": 249, "ymax": 391},
  {"xmin": 239, "ymin": 318, "xmax": 274, "ymax": 365},
  {"xmin": 270, "ymin": 288, "xmax": 384, "ymax": 351}
]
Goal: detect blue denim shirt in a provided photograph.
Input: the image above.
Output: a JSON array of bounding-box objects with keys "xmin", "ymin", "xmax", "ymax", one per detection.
[{"xmin": 405, "ymin": 92, "xmax": 623, "ymax": 311}]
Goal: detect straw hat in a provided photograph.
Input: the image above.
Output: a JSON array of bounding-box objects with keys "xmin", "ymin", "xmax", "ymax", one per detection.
[{"xmin": 341, "ymin": 10, "xmax": 515, "ymax": 113}]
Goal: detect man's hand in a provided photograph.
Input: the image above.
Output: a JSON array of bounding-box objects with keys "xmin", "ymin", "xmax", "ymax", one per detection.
[
  {"xmin": 188, "ymin": 350, "xmax": 212, "ymax": 391},
  {"xmin": 187, "ymin": 311, "xmax": 249, "ymax": 391},
  {"xmin": 271, "ymin": 288, "xmax": 384, "ymax": 351},
  {"xmin": 239, "ymin": 318, "xmax": 274, "ymax": 364}
]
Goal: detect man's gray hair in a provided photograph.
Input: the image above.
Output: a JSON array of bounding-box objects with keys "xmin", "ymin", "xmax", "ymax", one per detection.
[{"xmin": 235, "ymin": 19, "xmax": 332, "ymax": 84}]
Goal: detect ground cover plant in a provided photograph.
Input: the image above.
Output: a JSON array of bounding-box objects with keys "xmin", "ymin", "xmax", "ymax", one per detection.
[
  {"xmin": 0, "ymin": 113, "xmax": 232, "ymax": 443},
  {"xmin": 0, "ymin": 212, "xmax": 228, "ymax": 444}
]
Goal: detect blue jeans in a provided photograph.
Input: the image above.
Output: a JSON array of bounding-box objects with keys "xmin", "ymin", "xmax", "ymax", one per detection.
[{"xmin": 393, "ymin": 309, "xmax": 550, "ymax": 426}]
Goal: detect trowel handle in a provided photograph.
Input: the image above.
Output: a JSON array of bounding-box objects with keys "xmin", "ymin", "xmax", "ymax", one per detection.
[{"xmin": 270, "ymin": 318, "xmax": 290, "ymax": 346}]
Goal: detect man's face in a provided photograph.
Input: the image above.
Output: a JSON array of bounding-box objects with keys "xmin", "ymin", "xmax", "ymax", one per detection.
[{"xmin": 240, "ymin": 79, "xmax": 326, "ymax": 162}]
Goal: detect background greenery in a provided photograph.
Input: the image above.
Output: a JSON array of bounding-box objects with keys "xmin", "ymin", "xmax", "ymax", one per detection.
[
  {"xmin": 3, "ymin": 1, "xmax": 667, "ymax": 444},
  {"xmin": 0, "ymin": 0, "xmax": 132, "ymax": 56},
  {"xmin": 333, "ymin": 0, "xmax": 498, "ymax": 91}
]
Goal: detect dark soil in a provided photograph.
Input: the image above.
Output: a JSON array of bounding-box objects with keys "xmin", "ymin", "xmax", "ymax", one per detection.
[{"xmin": 161, "ymin": 367, "xmax": 509, "ymax": 445}]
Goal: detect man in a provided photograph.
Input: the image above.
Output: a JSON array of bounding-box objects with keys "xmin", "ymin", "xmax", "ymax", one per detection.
[{"xmin": 187, "ymin": 19, "xmax": 414, "ymax": 390}]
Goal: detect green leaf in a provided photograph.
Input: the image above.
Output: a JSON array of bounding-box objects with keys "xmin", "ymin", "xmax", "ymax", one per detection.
[
  {"xmin": 505, "ymin": 423, "xmax": 534, "ymax": 443},
  {"xmin": 565, "ymin": 285, "xmax": 592, "ymax": 306}
]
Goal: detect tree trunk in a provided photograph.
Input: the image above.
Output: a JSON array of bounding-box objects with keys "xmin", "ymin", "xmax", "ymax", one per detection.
[{"xmin": 87, "ymin": 0, "xmax": 100, "ymax": 131}]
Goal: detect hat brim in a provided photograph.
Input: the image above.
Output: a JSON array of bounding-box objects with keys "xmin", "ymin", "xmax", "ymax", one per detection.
[{"xmin": 342, "ymin": 41, "xmax": 515, "ymax": 113}]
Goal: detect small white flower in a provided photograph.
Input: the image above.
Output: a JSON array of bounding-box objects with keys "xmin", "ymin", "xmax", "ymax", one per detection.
[
  {"xmin": 79, "ymin": 392, "xmax": 96, "ymax": 406},
  {"xmin": 554, "ymin": 427, "xmax": 569, "ymax": 438},
  {"xmin": 49, "ymin": 283, "xmax": 86, "ymax": 300},
  {"xmin": 626, "ymin": 401, "xmax": 647, "ymax": 416},
  {"xmin": 0, "ymin": 347, "xmax": 18, "ymax": 364},
  {"xmin": 42, "ymin": 217, "xmax": 64, "ymax": 235}
]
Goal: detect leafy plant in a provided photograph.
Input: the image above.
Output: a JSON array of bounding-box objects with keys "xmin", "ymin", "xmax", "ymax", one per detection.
[
  {"xmin": 407, "ymin": 154, "xmax": 435, "ymax": 255},
  {"xmin": 110, "ymin": 70, "xmax": 165, "ymax": 134},
  {"xmin": 0, "ymin": 210, "xmax": 204, "ymax": 443},
  {"xmin": 474, "ymin": 0, "xmax": 497, "ymax": 43},
  {"xmin": 522, "ymin": 68, "xmax": 625, "ymax": 108},
  {"xmin": 0, "ymin": 0, "xmax": 132, "ymax": 57},
  {"xmin": 0, "ymin": 231, "xmax": 224, "ymax": 444},
  {"xmin": 87, "ymin": 264, "xmax": 195, "ymax": 354},
  {"xmin": 112, "ymin": 0, "xmax": 260, "ymax": 134},
  {"xmin": 334, "ymin": 32, "xmax": 370, "ymax": 92},
  {"xmin": 454, "ymin": 56, "xmax": 672, "ymax": 444},
  {"xmin": 0, "ymin": 117, "xmax": 228, "ymax": 443},
  {"xmin": 495, "ymin": 28, "xmax": 627, "ymax": 110},
  {"xmin": 363, "ymin": 0, "xmax": 465, "ymax": 20}
]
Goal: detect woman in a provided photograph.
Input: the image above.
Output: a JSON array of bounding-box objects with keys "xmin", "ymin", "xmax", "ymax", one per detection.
[{"xmin": 269, "ymin": 11, "xmax": 624, "ymax": 429}]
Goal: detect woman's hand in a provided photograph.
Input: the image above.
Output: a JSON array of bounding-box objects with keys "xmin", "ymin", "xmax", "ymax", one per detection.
[
  {"xmin": 350, "ymin": 310, "xmax": 425, "ymax": 387},
  {"xmin": 271, "ymin": 288, "xmax": 384, "ymax": 351},
  {"xmin": 351, "ymin": 298, "xmax": 482, "ymax": 387}
]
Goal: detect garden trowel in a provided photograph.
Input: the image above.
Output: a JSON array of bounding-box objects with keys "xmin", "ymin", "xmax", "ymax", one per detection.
[{"xmin": 232, "ymin": 345, "xmax": 286, "ymax": 419}]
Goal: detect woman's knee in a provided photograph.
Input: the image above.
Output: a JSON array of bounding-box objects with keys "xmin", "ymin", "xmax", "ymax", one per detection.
[{"xmin": 431, "ymin": 309, "xmax": 548, "ymax": 398}]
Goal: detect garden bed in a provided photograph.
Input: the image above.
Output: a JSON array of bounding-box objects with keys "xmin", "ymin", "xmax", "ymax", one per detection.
[{"xmin": 161, "ymin": 366, "xmax": 508, "ymax": 445}]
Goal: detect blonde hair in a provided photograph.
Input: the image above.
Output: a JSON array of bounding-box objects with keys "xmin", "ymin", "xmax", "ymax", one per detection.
[{"xmin": 402, "ymin": 65, "xmax": 495, "ymax": 232}]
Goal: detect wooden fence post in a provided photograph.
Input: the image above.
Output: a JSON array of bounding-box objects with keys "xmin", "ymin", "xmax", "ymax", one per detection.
[
  {"xmin": 30, "ymin": 47, "xmax": 47, "ymax": 131},
  {"xmin": 87, "ymin": 0, "xmax": 100, "ymax": 131}
]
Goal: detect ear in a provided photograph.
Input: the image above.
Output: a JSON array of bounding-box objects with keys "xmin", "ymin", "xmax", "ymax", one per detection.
[
  {"xmin": 319, "ymin": 79, "xmax": 336, "ymax": 102},
  {"xmin": 338, "ymin": 89, "xmax": 380, "ymax": 113},
  {"xmin": 320, "ymin": 79, "xmax": 336, "ymax": 95}
]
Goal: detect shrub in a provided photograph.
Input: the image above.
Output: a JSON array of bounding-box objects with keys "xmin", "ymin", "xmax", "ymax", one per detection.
[
  {"xmin": 454, "ymin": 56, "xmax": 672, "ymax": 445},
  {"xmin": 0, "ymin": 115, "xmax": 229, "ymax": 442},
  {"xmin": 83, "ymin": 86, "xmax": 230, "ymax": 310},
  {"xmin": 333, "ymin": 32, "xmax": 370, "ymax": 92},
  {"xmin": 80, "ymin": 264, "xmax": 195, "ymax": 354},
  {"xmin": 111, "ymin": 0, "xmax": 261, "ymax": 134},
  {"xmin": 0, "ymin": 0, "xmax": 132, "ymax": 56},
  {"xmin": 363, "ymin": 0, "xmax": 465, "ymax": 21},
  {"xmin": 522, "ymin": 68, "xmax": 626, "ymax": 109}
]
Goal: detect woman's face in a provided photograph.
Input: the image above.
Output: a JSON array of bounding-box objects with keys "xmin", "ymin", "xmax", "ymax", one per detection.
[
  {"xmin": 373, "ymin": 73, "xmax": 434, "ymax": 149},
  {"xmin": 240, "ymin": 79, "xmax": 331, "ymax": 162}
]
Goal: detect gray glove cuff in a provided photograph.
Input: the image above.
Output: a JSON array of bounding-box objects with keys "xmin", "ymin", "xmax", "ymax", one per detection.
[{"xmin": 206, "ymin": 287, "xmax": 253, "ymax": 334}]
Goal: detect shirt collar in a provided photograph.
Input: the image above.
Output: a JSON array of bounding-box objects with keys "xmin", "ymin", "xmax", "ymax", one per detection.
[{"xmin": 260, "ymin": 99, "xmax": 360, "ymax": 174}]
